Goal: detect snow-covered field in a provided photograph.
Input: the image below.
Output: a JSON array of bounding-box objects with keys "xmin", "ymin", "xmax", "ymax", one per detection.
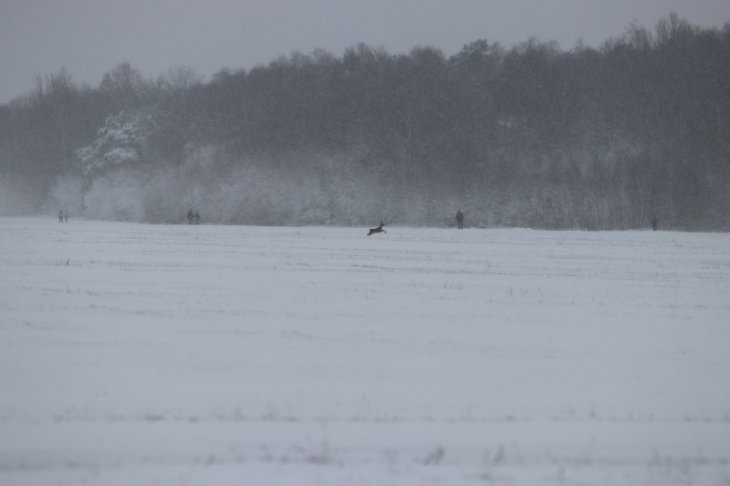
[{"xmin": 1, "ymin": 217, "xmax": 729, "ymax": 485}]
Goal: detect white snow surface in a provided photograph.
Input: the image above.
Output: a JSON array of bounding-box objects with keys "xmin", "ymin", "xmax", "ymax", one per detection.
[{"xmin": 1, "ymin": 217, "xmax": 728, "ymax": 485}]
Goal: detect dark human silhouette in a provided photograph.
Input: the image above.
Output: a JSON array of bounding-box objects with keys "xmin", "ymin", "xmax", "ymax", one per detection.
[
  {"xmin": 651, "ymin": 216, "xmax": 658, "ymax": 231},
  {"xmin": 58, "ymin": 210, "xmax": 64, "ymax": 223},
  {"xmin": 193, "ymin": 211, "xmax": 200, "ymax": 225},
  {"xmin": 456, "ymin": 209, "xmax": 464, "ymax": 229},
  {"xmin": 187, "ymin": 209, "xmax": 194, "ymax": 225},
  {"xmin": 367, "ymin": 221, "xmax": 386, "ymax": 236}
]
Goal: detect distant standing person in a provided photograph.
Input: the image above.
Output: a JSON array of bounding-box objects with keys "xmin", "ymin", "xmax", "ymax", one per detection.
[
  {"xmin": 456, "ymin": 209, "xmax": 464, "ymax": 229},
  {"xmin": 187, "ymin": 209, "xmax": 194, "ymax": 225},
  {"xmin": 58, "ymin": 209, "xmax": 64, "ymax": 223},
  {"xmin": 193, "ymin": 211, "xmax": 200, "ymax": 225},
  {"xmin": 651, "ymin": 215, "xmax": 658, "ymax": 231},
  {"xmin": 64, "ymin": 211, "xmax": 68, "ymax": 223}
]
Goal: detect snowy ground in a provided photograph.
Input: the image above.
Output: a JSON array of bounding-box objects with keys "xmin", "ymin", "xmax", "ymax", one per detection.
[{"xmin": 1, "ymin": 217, "xmax": 729, "ymax": 485}]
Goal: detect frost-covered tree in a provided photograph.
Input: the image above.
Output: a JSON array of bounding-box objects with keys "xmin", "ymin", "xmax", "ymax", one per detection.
[{"xmin": 76, "ymin": 110, "xmax": 152, "ymax": 177}]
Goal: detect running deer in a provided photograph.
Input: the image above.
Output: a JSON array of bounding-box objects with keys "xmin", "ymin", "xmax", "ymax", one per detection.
[{"xmin": 367, "ymin": 221, "xmax": 386, "ymax": 236}]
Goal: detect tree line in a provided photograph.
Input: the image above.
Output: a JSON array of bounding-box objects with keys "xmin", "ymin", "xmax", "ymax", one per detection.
[{"xmin": 1, "ymin": 14, "xmax": 728, "ymax": 229}]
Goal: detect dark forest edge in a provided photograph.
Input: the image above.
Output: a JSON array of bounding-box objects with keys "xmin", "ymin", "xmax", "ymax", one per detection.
[{"xmin": 1, "ymin": 14, "xmax": 728, "ymax": 230}]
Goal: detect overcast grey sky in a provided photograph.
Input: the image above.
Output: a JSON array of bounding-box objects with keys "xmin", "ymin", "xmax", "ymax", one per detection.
[{"xmin": 1, "ymin": 0, "xmax": 729, "ymax": 103}]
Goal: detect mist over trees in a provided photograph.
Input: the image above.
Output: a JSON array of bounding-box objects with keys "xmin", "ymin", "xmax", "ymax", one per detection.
[{"xmin": 1, "ymin": 15, "xmax": 728, "ymax": 230}]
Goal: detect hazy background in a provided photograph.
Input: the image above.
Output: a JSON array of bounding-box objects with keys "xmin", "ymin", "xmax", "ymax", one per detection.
[
  {"xmin": 1, "ymin": 1, "xmax": 729, "ymax": 230},
  {"xmin": 2, "ymin": 0, "xmax": 730, "ymax": 103}
]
